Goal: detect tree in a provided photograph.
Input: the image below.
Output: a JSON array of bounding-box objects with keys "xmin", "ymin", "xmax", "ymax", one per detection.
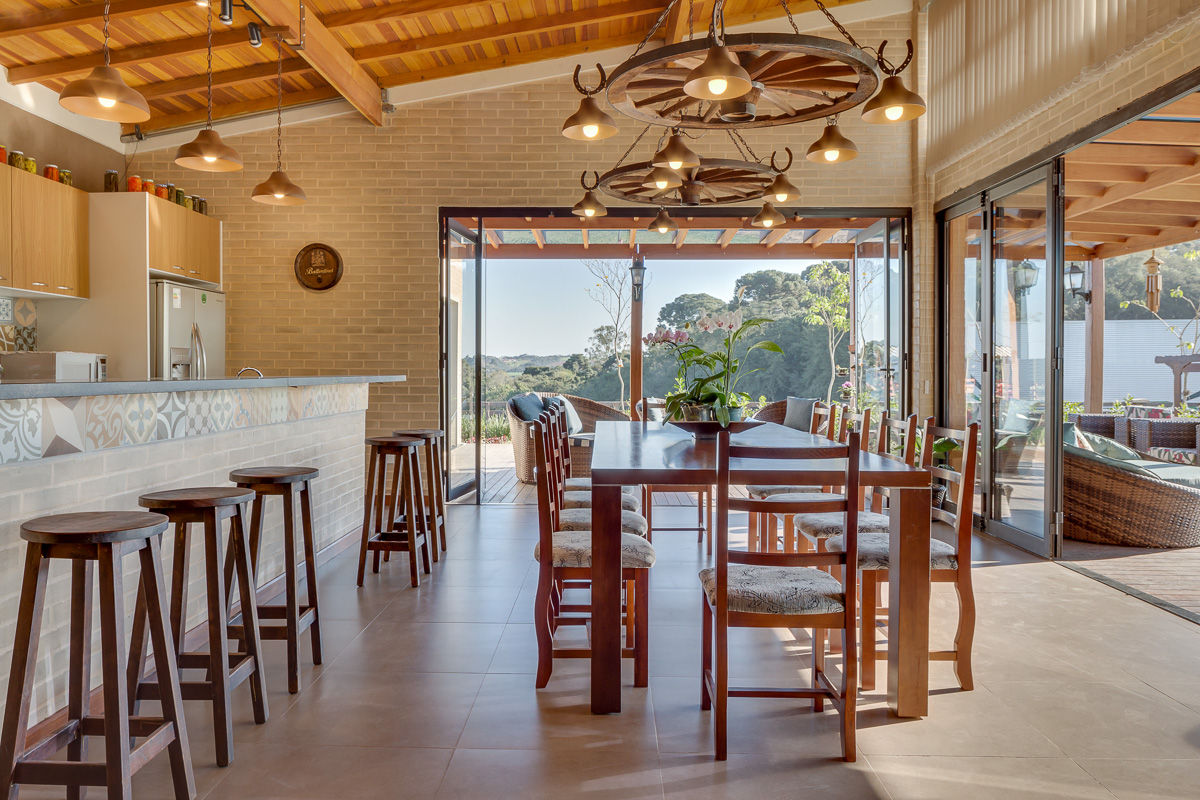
[
  {"xmin": 798, "ymin": 261, "xmax": 851, "ymax": 403},
  {"xmin": 734, "ymin": 269, "xmax": 807, "ymax": 315},
  {"xmin": 657, "ymin": 292, "xmax": 726, "ymax": 328},
  {"xmin": 584, "ymin": 259, "xmax": 633, "ymax": 409}
]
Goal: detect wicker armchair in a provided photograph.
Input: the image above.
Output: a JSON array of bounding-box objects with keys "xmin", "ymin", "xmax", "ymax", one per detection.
[
  {"xmin": 1063, "ymin": 447, "xmax": 1200, "ymax": 548},
  {"xmin": 751, "ymin": 400, "xmax": 787, "ymax": 423},
  {"xmin": 1127, "ymin": 418, "xmax": 1200, "ymax": 463},
  {"xmin": 507, "ymin": 393, "xmax": 629, "ymax": 484}
]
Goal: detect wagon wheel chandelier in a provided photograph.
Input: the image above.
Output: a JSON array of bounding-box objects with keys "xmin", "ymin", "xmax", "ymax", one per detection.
[{"xmin": 563, "ymin": 0, "xmax": 925, "ymax": 221}]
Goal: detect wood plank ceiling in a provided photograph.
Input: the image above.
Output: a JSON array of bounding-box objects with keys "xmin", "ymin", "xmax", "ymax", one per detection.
[{"xmin": 0, "ymin": 0, "xmax": 866, "ymax": 134}]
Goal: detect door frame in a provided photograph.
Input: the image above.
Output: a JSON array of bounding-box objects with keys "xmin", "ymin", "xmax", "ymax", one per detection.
[
  {"xmin": 852, "ymin": 216, "xmax": 913, "ymax": 416},
  {"xmin": 439, "ymin": 216, "xmax": 483, "ymax": 502}
]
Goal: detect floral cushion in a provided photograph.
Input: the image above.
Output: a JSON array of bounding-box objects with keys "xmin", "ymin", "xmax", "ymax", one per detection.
[
  {"xmin": 558, "ymin": 507, "xmax": 648, "ymax": 537},
  {"xmin": 534, "ymin": 531, "xmax": 656, "ymax": 569},
  {"xmin": 794, "ymin": 510, "xmax": 889, "ymax": 539},
  {"xmin": 747, "ymin": 484, "xmax": 822, "ymax": 498},
  {"xmin": 563, "ymin": 491, "xmax": 641, "ymax": 512},
  {"xmin": 826, "ymin": 531, "xmax": 958, "ymax": 570},
  {"xmin": 564, "ymin": 478, "xmax": 639, "ymax": 495},
  {"xmin": 1147, "ymin": 446, "xmax": 1197, "ymax": 465},
  {"xmin": 1126, "ymin": 405, "xmax": 1171, "ymax": 420},
  {"xmin": 698, "ymin": 564, "xmax": 844, "ymax": 615}
]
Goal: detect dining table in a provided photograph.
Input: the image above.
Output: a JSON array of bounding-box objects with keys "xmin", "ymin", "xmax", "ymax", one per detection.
[{"xmin": 588, "ymin": 419, "xmax": 933, "ymax": 717}]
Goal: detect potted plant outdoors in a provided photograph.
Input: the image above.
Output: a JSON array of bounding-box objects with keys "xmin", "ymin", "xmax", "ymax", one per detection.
[{"xmin": 645, "ymin": 310, "xmax": 783, "ymax": 426}]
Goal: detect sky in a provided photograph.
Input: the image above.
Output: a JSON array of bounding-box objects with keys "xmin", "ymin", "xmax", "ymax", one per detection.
[{"xmin": 482, "ymin": 257, "xmax": 820, "ymax": 357}]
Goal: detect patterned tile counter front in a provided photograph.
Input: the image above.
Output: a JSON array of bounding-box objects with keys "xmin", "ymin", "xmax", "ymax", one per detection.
[{"xmin": 0, "ymin": 382, "xmax": 372, "ymax": 464}]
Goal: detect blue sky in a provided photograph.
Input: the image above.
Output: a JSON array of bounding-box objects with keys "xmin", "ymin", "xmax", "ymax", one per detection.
[{"xmin": 483, "ymin": 258, "xmax": 819, "ymax": 357}]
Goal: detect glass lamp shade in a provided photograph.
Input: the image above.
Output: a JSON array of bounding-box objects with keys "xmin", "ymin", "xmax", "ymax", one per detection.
[
  {"xmin": 642, "ymin": 167, "xmax": 683, "ymax": 191},
  {"xmin": 767, "ymin": 172, "xmax": 800, "ymax": 203},
  {"xmin": 1013, "ymin": 260, "xmax": 1039, "ymax": 295},
  {"xmin": 251, "ymin": 170, "xmax": 306, "ymax": 206},
  {"xmin": 561, "ymin": 95, "xmax": 618, "ymax": 141},
  {"xmin": 648, "ymin": 208, "xmax": 676, "ymax": 233},
  {"xmin": 1065, "ymin": 263, "xmax": 1086, "ymax": 293},
  {"xmin": 175, "ymin": 128, "xmax": 244, "ymax": 172},
  {"xmin": 861, "ymin": 75, "xmax": 926, "ymax": 124},
  {"xmin": 750, "ymin": 202, "xmax": 786, "ymax": 229},
  {"xmin": 683, "ymin": 45, "xmax": 753, "ymax": 101},
  {"xmin": 58, "ymin": 66, "xmax": 150, "ymax": 123},
  {"xmin": 652, "ymin": 134, "xmax": 700, "ymax": 171},
  {"xmin": 571, "ymin": 190, "xmax": 607, "ymax": 218},
  {"xmin": 805, "ymin": 123, "xmax": 858, "ymax": 164}
]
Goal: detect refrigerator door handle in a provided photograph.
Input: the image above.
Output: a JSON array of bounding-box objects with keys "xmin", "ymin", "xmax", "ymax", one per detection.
[{"xmin": 192, "ymin": 322, "xmax": 207, "ymax": 379}]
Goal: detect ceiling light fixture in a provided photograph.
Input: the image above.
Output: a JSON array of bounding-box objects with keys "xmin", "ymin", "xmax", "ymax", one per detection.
[
  {"xmin": 648, "ymin": 208, "xmax": 677, "ymax": 233},
  {"xmin": 751, "ymin": 202, "xmax": 786, "ymax": 228},
  {"xmin": 561, "ymin": 65, "xmax": 618, "ymax": 141},
  {"xmin": 652, "ymin": 131, "xmax": 700, "ymax": 171},
  {"xmin": 252, "ymin": 38, "xmax": 306, "ymax": 205},
  {"xmin": 806, "ymin": 118, "xmax": 857, "ymax": 163},
  {"xmin": 247, "ymin": 21, "xmax": 263, "ymax": 48},
  {"xmin": 572, "ymin": 172, "xmax": 607, "ymax": 218},
  {"xmin": 219, "ymin": 0, "xmax": 234, "ymax": 25},
  {"xmin": 57, "ymin": 1, "xmax": 150, "ymax": 123},
  {"xmin": 176, "ymin": 6, "xmax": 242, "ymax": 171},
  {"xmin": 683, "ymin": 45, "xmax": 753, "ymax": 101},
  {"xmin": 766, "ymin": 147, "xmax": 798, "ymax": 202},
  {"xmin": 642, "ymin": 167, "xmax": 683, "ymax": 191},
  {"xmin": 860, "ymin": 42, "xmax": 926, "ymax": 124}
]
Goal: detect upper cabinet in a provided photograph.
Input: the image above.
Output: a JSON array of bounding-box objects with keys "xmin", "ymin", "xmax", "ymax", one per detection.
[
  {"xmin": 0, "ymin": 168, "xmax": 10, "ymax": 290},
  {"xmin": 147, "ymin": 194, "xmax": 220, "ymax": 284},
  {"xmin": 7, "ymin": 165, "xmax": 89, "ymax": 298}
]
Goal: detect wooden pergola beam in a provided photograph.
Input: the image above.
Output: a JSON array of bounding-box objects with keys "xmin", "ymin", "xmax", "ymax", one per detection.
[
  {"xmin": 806, "ymin": 228, "xmax": 837, "ymax": 246},
  {"xmin": 139, "ymin": 58, "xmax": 310, "ymax": 101},
  {"xmin": 1098, "ymin": 120, "xmax": 1200, "ymax": 147},
  {"xmin": 1146, "ymin": 92, "xmax": 1200, "ymax": 120},
  {"xmin": 1066, "ymin": 157, "xmax": 1200, "ymax": 218},
  {"xmin": 763, "ymin": 228, "xmax": 788, "ymax": 248},
  {"xmin": 718, "ymin": 228, "xmax": 738, "ymax": 249},
  {"xmin": 531, "ymin": 229, "xmax": 545, "ymax": 250},
  {"xmin": 1091, "ymin": 221, "xmax": 1200, "ymax": 260},
  {"xmin": 675, "ymin": 229, "xmax": 688, "ymax": 248},
  {"xmin": 1063, "ymin": 163, "xmax": 1149, "ymax": 183},
  {"xmin": 1067, "ymin": 143, "xmax": 1199, "ymax": 167},
  {"xmin": 0, "ymin": 0, "xmax": 193, "ymax": 40},
  {"xmin": 1070, "ymin": 210, "xmax": 1199, "ymax": 229}
]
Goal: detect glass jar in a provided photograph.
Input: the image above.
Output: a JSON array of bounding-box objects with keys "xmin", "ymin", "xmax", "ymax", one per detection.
[
  {"xmin": 7, "ymin": 150, "xmax": 21, "ymax": 168},
  {"xmin": 197, "ymin": 198, "xmax": 208, "ymax": 215},
  {"xmin": 183, "ymin": 195, "xmax": 194, "ymax": 211},
  {"xmin": 143, "ymin": 178, "xmax": 156, "ymax": 194},
  {"xmin": 155, "ymin": 183, "xmax": 168, "ymax": 199},
  {"xmin": 127, "ymin": 174, "xmax": 142, "ymax": 192},
  {"xmin": 104, "ymin": 170, "xmax": 120, "ymax": 192},
  {"xmin": 175, "ymin": 187, "xmax": 186, "ymax": 205},
  {"xmin": 166, "ymin": 183, "xmax": 176, "ymax": 202},
  {"xmin": 58, "ymin": 169, "xmax": 71, "ymax": 187},
  {"xmin": 0, "ymin": 145, "xmax": 7, "ymax": 164},
  {"xmin": 42, "ymin": 164, "xmax": 58, "ymax": 182},
  {"xmin": 21, "ymin": 155, "xmax": 36, "ymax": 174}
]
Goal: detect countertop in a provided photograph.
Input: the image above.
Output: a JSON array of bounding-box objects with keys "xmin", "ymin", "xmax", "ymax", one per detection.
[{"xmin": 0, "ymin": 374, "xmax": 406, "ymax": 400}]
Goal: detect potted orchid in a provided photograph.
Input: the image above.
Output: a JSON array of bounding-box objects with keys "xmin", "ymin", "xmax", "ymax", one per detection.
[
  {"xmin": 838, "ymin": 380, "xmax": 854, "ymax": 400},
  {"xmin": 644, "ymin": 308, "xmax": 783, "ymax": 426}
]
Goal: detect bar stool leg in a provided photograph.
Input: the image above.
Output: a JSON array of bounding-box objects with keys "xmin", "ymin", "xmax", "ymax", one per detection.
[
  {"xmin": 232, "ymin": 504, "xmax": 269, "ymax": 724},
  {"xmin": 169, "ymin": 522, "xmax": 191, "ymax": 654},
  {"xmin": 420, "ymin": 446, "xmax": 438, "ymax": 564},
  {"xmin": 357, "ymin": 447, "xmax": 379, "ymax": 586},
  {"xmin": 137, "ymin": 536, "xmax": 196, "ymax": 800},
  {"xmin": 281, "ymin": 489, "xmax": 302, "ymax": 695},
  {"xmin": 409, "ymin": 448, "xmax": 432, "ymax": 568},
  {"xmin": 66, "ymin": 559, "xmax": 93, "ymax": 800},
  {"xmin": 203, "ymin": 514, "xmax": 233, "ymax": 767},
  {"xmin": 299, "ymin": 480, "xmax": 323, "ymax": 666},
  {"xmin": 0, "ymin": 543, "xmax": 50, "ymax": 798},
  {"xmin": 97, "ymin": 544, "xmax": 133, "ymax": 799},
  {"xmin": 398, "ymin": 453, "xmax": 420, "ymax": 586},
  {"xmin": 432, "ymin": 436, "xmax": 448, "ymax": 553}
]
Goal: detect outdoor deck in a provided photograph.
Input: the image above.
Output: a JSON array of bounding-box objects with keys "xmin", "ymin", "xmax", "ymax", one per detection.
[{"xmin": 1063, "ymin": 539, "xmax": 1200, "ymax": 624}]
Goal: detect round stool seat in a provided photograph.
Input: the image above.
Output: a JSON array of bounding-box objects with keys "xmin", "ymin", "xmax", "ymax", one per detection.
[
  {"xmin": 229, "ymin": 466, "xmax": 319, "ymax": 485},
  {"xmin": 366, "ymin": 435, "xmax": 423, "ymax": 449},
  {"xmin": 393, "ymin": 428, "xmax": 444, "ymax": 439},
  {"xmin": 139, "ymin": 487, "xmax": 256, "ymax": 509},
  {"xmin": 20, "ymin": 511, "xmax": 169, "ymax": 544}
]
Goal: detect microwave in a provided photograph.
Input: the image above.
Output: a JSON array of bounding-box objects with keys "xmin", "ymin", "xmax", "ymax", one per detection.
[{"xmin": 0, "ymin": 351, "xmax": 108, "ymax": 382}]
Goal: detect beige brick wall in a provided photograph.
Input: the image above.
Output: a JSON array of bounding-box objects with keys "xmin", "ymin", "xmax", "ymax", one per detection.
[
  {"xmin": 0, "ymin": 411, "xmax": 364, "ymax": 725},
  {"xmin": 134, "ymin": 14, "xmax": 917, "ymax": 437}
]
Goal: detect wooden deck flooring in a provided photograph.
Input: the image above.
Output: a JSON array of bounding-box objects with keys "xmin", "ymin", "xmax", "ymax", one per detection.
[{"xmin": 1062, "ymin": 540, "xmax": 1200, "ymax": 623}]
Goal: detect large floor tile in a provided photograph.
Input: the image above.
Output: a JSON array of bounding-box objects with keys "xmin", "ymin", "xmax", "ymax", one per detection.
[
  {"xmin": 435, "ymin": 746, "xmax": 665, "ymax": 799},
  {"xmin": 869, "ymin": 755, "xmax": 1113, "ymax": 799},
  {"xmin": 658, "ymin": 753, "xmax": 890, "ymax": 799},
  {"xmin": 333, "ymin": 620, "xmax": 505, "ymax": 675},
  {"xmin": 1076, "ymin": 758, "xmax": 1200, "ymax": 800}
]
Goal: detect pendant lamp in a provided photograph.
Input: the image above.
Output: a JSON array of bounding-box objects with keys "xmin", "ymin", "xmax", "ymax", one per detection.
[
  {"xmin": 1144, "ymin": 251, "xmax": 1164, "ymax": 313},
  {"xmin": 750, "ymin": 202, "xmax": 786, "ymax": 228},
  {"xmin": 683, "ymin": 45, "xmax": 752, "ymax": 101},
  {"xmin": 806, "ymin": 120, "xmax": 858, "ymax": 164},
  {"xmin": 767, "ymin": 172, "xmax": 800, "ymax": 203},
  {"xmin": 58, "ymin": 2, "xmax": 150, "ymax": 123},
  {"xmin": 176, "ymin": 6, "xmax": 243, "ymax": 172},
  {"xmin": 861, "ymin": 74, "xmax": 926, "ymax": 124},
  {"xmin": 252, "ymin": 40, "xmax": 306, "ymax": 205},
  {"xmin": 642, "ymin": 167, "xmax": 683, "ymax": 191},
  {"xmin": 652, "ymin": 132, "xmax": 700, "ymax": 171},
  {"xmin": 572, "ymin": 190, "xmax": 607, "ymax": 218},
  {"xmin": 648, "ymin": 208, "xmax": 677, "ymax": 234}
]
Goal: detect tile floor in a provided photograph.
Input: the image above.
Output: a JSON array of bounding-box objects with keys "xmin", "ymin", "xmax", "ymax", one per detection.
[{"xmin": 30, "ymin": 504, "xmax": 1200, "ymax": 799}]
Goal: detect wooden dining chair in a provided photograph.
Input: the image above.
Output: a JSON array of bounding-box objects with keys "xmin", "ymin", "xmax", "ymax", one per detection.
[
  {"xmin": 701, "ymin": 429, "xmax": 862, "ymax": 761},
  {"xmin": 828, "ymin": 421, "xmax": 980, "ymax": 692},
  {"xmin": 747, "ymin": 401, "xmax": 831, "ymax": 551},
  {"xmin": 530, "ymin": 416, "xmax": 654, "ymax": 688},
  {"xmin": 638, "ymin": 398, "xmax": 713, "ymax": 554}
]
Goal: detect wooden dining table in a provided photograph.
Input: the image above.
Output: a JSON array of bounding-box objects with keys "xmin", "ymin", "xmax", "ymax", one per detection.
[{"xmin": 588, "ymin": 420, "xmax": 933, "ymax": 717}]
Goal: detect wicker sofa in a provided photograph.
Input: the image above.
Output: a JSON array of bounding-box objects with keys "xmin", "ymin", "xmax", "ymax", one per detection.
[{"xmin": 507, "ymin": 393, "xmax": 629, "ymax": 484}]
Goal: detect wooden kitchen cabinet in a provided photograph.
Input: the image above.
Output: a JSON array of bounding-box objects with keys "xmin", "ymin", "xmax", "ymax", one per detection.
[
  {"xmin": 9, "ymin": 165, "xmax": 89, "ymax": 297},
  {"xmin": 0, "ymin": 166, "xmax": 10, "ymax": 290},
  {"xmin": 148, "ymin": 194, "xmax": 220, "ymax": 284}
]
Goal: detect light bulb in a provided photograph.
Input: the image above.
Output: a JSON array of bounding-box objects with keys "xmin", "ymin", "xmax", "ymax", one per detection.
[
  {"xmin": 655, "ymin": 179, "xmax": 668, "ymax": 190},
  {"xmin": 707, "ymin": 77, "xmax": 728, "ymax": 97},
  {"xmin": 885, "ymin": 105, "xmax": 904, "ymax": 121},
  {"xmin": 273, "ymin": 192, "xmax": 285, "ymax": 199},
  {"xmin": 97, "ymin": 96, "xmax": 117, "ymax": 108},
  {"xmin": 657, "ymin": 225, "xmax": 668, "ymax": 233},
  {"xmin": 762, "ymin": 218, "xmax": 774, "ymax": 228},
  {"xmin": 582, "ymin": 124, "xmax": 599, "ymax": 139},
  {"xmin": 824, "ymin": 150, "xmax": 839, "ymax": 162},
  {"xmin": 668, "ymin": 160, "xmax": 682, "ymax": 169},
  {"xmin": 195, "ymin": 0, "xmax": 209, "ymax": 5},
  {"xmin": 203, "ymin": 155, "xmax": 218, "ymax": 163},
  {"xmin": 584, "ymin": 208, "xmax": 596, "ymax": 217},
  {"xmin": 775, "ymin": 192, "xmax": 787, "ymax": 202}
]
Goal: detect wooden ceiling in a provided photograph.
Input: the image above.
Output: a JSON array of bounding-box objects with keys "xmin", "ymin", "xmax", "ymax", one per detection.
[{"xmin": 0, "ymin": 0, "xmax": 867, "ymax": 134}]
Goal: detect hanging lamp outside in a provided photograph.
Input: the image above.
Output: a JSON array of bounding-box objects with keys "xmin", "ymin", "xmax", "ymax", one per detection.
[
  {"xmin": 861, "ymin": 74, "xmax": 926, "ymax": 124},
  {"xmin": 648, "ymin": 208, "xmax": 676, "ymax": 233},
  {"xmin": 683, "ymin": 45, "xmax": 753, "ymax": 101},
  {"xmin": 652, "ymin": 132, "xmax": 701, "ymax": 171},
  {"xmin": 805, "ymin": 121, "xmax": 858, "ymax": 164},
  {"xmin": 58, "ymin": 3, "xmax": 150, "ymax": 123},
  {"xmin": 252, "ymin": 38, "xmax": 305, "ymax": 205},
  {"xmin": 176, "ymin": 6, "xmax": 243, "ymax": 172}
]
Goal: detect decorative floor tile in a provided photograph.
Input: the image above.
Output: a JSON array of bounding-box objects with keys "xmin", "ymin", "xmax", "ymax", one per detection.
[
  {"xmin": 42, "ymin": 396, "xmax": 86, "ymax": 457},
  {"xmin": 84, "ymin": 394, "xmax": 123, "ymax": 451},
  {"xmin": 154, "ymin": 392, "xmax": 187, "ymax": 440},
  {"xmin": 14, "ymin": 325, "xmax": 35, "ymax": 352},
  {"xmin": 122, "ymin": 393, "xmax": 158, "ymax": 446},
  {"xmin": 0, "ymin": 297, "xmax": 12, "ymax": 325},
  {"xmin": 0, "ymin": 398, "xmax": 42, "ymax": 464},
  {"xmin": 210, "ymin": 389, "xmax": 235, "ymax": 432},
  {"xmin": 186, "ymin": 391, "xmax": 215, "ymax": 436},
  {"xmin": 13, "ymin": 298, "xmax": 35, "ymax": 327}
]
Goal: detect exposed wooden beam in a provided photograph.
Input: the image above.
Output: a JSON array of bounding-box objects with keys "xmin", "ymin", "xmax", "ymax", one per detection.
[
  {"xmin": 674, "ymin": 229, "xmax": 688, "ymax": 248},
  {"xmin": 254, "ymin": 0, "xmax": 383, "ymax": 126},
  {"xmin": 581, "ymin": 229, "xmax": 589, "ymax": 250},
  {"xmin": 1071, "ymin": 210, "xmax": 1199, "ymax": 229},
  {"xmin": 321, "ymin": 0, "xmax": 484, "ymax": 30},
  {"xmin": 1147, "ymin": 93, "xmax": 1200, "ymax": 120},
  {"xmin": 1099, "ymin": 120, "xmax": 1200, "ymax": 147},
  {"xmin": 0, "ymin": 0, "xmax": 193, "ymax": 41},
  {"xmin": 718, "ymin": 228, "xmax": 738, "ymax": 249},
  {"xmin": 763, "ymin": 228, "xmax": 788, "ymax": 248},
  {"xmin": 139, "ymin": 58, "xmax": 309, "ymax": 101},
  {"xmin": 1063, "ymin": 163, "xmax": 1149, "ymax": 183},
  {"xmin": 531, "ymin": 229, "xmax": 545, "ymax": 249},
  {"xmin": 1065, "ymin": 231, "xmax": 1128, "ymax": 244},
  {"xmin": 353, "ymin": 0, "xmax": 664, "ymax": 64},
  {"xmin": 1067, "ymin": 143, "xmax": 1199, "ymax": 167},
  {"xmin": 1066, "ymin": 221, "xmax": 1163, "ymax": 238},
  {"xmin": 485, "ymin": 229, "xmax": 501, "ymax": 249},
  {"xmin": 806, "ymin": 228, "xmax": 836, "ymax": 246},
  {"xmin": 662, "ymin": 0, "xmax": 711, "ymax": 44},
  {"xmin": 1064, "ymin": 181, "xmax": 1109, "ymax": 198},
  {"xmin": 486, "ymin": 242, "xmax": 856, "ymax": 259},
  {"xmin": 482, "ymin": 216, "xmax": 867, "ymax": 230},
  {"xmin": 1066, "ymin": 157, "xmax": 1200, "ymax": 218},
  {"xmin": 1092, "ymin": 221, "xmax": 1200, "ymax": 260},
  {"xmin": 130, "ymin": 86, "xmax": 341, "ymax": 133}
]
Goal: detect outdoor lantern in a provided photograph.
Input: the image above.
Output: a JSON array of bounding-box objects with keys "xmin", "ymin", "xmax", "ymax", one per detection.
[
  {"xmin": 805, "ymin": 120, "xmax": 858, "ymax": 164},
  {"xmin": 1012, "ymin": 259, "xmax": 1039, "ymax": 297},
  {"xmin": 572, "ymin": 190, "xmax": 607, "ymax": 218},
  {"xmin": 652, "ymin": 133, "xmax": 701, "ymax": 171},
  {"xmin": 1065, "ymin": 263, "xmax": 1091, "ymax": 302},
  {"xmin": 861, "ymin": 74, "xmax": 926, "ymax": 124},
  {"xmin": 1144, "ymin": 250, "xmax": 1164, "ymax": 313},
  {"xmin": 630, "ymin": 255, "xmax": 646, "ymax": 302},
  {"xmin": 683, "ymin": 45, "xmax": 753, "ymax": 101},
  {"xmin": 561, "ymin": 95, "xmax": 618, "ymax": 141},
  {"xmin": 648, "ymin": 208, "xmax": 676, "ymax": 233}
]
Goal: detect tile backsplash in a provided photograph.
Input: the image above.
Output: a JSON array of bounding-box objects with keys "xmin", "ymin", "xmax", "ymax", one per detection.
[{"xmin": 0, "ymin": 296, "xmax": 36, "ymax": 352}]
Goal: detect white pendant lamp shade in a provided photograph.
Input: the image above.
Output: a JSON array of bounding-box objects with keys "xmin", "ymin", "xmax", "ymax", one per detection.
[
  {"xmin": 561, "ymin": 95, "xmax": 618, "ymax": 141},
  {"xmin": 59, "ymin": 66, "xmax": 150, "ymax": 123},
  {"xmin": 805, "ymin": 122, "xmax": 858, "ymax": 164},
  {"xmin": 861, "ymin": 75, "xmax": 926, "ymax": 124},
  {"xmin": 175, "ymin": 128, "xmax": 244, "ymax": 171},
  {"xmin": 251, "ymin": 170, "xmax": 306, "ymax": 205},
  {"xmin": 683, "ymin": 45, "xmax": 753, "ymax": 101}
]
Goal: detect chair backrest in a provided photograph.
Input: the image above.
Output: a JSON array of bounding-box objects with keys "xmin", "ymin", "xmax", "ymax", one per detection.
[
  {"xmin": 542, "ymin": 398, "xmax": 574, "ymax": 478},
  {"xmin": 637, "ymin": 396, "xmax": 667, "ymax": 423},
  {"xmin": 843, "ymin": 407, "xmax": 872, "ymax": 451},
  {"xmin": 530, "ymin": 418, "xmax": 563, "ymax": 548},
  {"xmin": 752, "ymin": 400, "xmax": 788, "ymax": 424},
  {"xmin": 918, "ymin": 421, "xmax": 980, "ymax": 563},
  {"xmin": 714, "ymin": 429, "xmax": 861, "ymax": 621},
  {"xmin": 835, "ymin": 404, "xmax": 852, "ymax": 443},
  {"xmin": 811, "ymin": 402, "xmax": 834, "ymax": 439},
  {"xmin": 865, "ymin": 413, "xmax": 921, "ymax": 513}
]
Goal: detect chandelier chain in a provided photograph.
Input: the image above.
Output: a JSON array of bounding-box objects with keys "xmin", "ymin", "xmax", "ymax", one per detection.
[
  {"xmin": 632, "ymin": 0, "xmax": 681, "ymax": 57},
  {"xmin": 275, "ymin": 39, "xmax": 283, "ymax": 170},
  {"xmin": 102, "ymin": 1, "xmax": 111, "ymax": 65},
  {"xmin": 687, "ymin": 0, "xmax": 693, "ymax": 40},
  {"xmin": 708, "ymin": 0, "xmax": 728, "ymax": 45},
  {"xmin": 728, "ymin": 129, "xmax": 760, "ymax": 163},
  {"xmin": 614, "ymin": 124, "xmax": 653, "ymax": 169},
  {"xmin": 205, "ymin": 6, "xmax": 213, "ymax": 130},
  {"xmin": 792, "ymin": 0, "xmax": 867, "ymax": 52}
]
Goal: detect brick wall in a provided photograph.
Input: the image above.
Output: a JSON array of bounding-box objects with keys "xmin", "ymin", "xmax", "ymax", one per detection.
[{"xmin": 134, "ymin": 14, "xmax": 917, "ymax": 437}]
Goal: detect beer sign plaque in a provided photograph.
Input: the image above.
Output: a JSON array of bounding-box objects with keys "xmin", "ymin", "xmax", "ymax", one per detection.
[{"xmin": 294, "ymin": 243, "xmax": 344, "ymax": 291}]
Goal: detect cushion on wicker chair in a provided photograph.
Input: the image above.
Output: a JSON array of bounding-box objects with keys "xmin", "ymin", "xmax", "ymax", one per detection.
[
  {"xmin": 511, "ymin": 392, "xmax": 546, "ymax": 421},
  {"xmin": 698, "ymin": 564, "xmax": 844, "ymax": 615},
  {"xmin": 534, "ymin": 531, "xmax": 656, "ymax": 569},
  {"xmin": 747, "ymin": 484, "xmax": 823, "ymax": 498},
  {"xmin": 558, "ymin": 507, "xmax": 648, "ymax": 537},
  {"xmin": 563, "ymin": 491, "xmax": 641, "ymax": 512},
  {"xmin": 794, "ymin": 510, "xmax": 889, "ymax": 539},
  {"xmin": 827, "ymin": 531, "xmax": 958, "ymax": 570},
  {"xmin": 783, "ymin": 397, "xmax": 820, "ymax": 431}
]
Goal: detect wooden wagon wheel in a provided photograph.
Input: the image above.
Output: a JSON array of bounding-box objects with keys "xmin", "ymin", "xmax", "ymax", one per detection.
[
  {"xmin": 598, "ymin": 157, "xmax": 778, "ymax": 206},
  {"xmin": 606, "ymin": 33, "xmax": 878, "ymax": 130}
]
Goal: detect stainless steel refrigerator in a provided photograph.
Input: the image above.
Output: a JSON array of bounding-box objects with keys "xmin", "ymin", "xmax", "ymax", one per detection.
[{"xmin": 151, "ymin": 280, "xmax": 226, "ymax": 379}]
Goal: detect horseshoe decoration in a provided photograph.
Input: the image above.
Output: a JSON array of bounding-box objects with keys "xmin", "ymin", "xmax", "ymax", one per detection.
[
  {"xmin": 580, "ymin": 170, "xmax": 601, "ymax": 190},
  {"xmin": 876, "ymin": 39, "xmax": 914, "ymax": 76},
  {"xmin": 769, "ymin": 147, "xmax": 794, "ymax": 173},
  {"xmin": 572, "ymin": 64, "xmax": 608, "ymax": 96}
]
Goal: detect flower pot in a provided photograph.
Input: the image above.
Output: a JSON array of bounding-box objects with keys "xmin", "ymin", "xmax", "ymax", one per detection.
[
  {"xmin": 680, "ymin": 403, "xmax": 712, "ymax": 422},
  {"xmin": 726, "ymin": 406, "xmax": 745, "ymax": 422}
]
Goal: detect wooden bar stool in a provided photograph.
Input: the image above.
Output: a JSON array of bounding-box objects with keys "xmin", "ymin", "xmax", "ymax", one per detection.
[
  {"xmin": 0, "ymin": 512, "xmax": 196, "ymax": 800},
  {"xmin": 393, "ymin": 428, "xmax": 448, "ymax": 558},
  {"xmin": 357, "ymin": 436, "xmax": 432, "ymax": 587},
  {"xmin": 228, "ymin": 466, "xmax": 323, "ymax": 695},
  {"xmin": 128, "ymin": 488, "xmax": 269, "ymax": 768}
]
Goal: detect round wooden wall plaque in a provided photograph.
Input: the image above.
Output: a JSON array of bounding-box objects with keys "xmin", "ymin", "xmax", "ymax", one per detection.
[{"xmin": 294, "ymin": 243, "xmax": 344, "ymax": 290}]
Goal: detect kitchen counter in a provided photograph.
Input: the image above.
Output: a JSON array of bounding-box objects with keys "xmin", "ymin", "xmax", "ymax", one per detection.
[{"xmin": 0, "ymin": 373, "xmax": 405, "ymax": 400}]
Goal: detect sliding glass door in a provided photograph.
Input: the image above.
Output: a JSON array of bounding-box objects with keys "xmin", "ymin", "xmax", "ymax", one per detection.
[
  {"xmin": 441, "ymin": 218, "xmax": 482, "ymax": 501},
  {"xmin": 854, "ymin": 217, "xmax": 910, "ymax": 415}
]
